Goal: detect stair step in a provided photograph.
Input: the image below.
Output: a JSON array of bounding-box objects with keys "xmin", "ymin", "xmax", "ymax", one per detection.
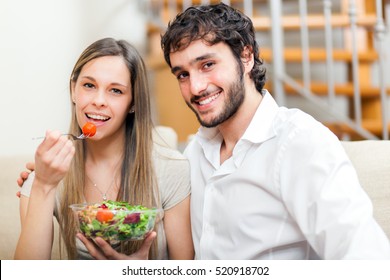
[
  {"xmin": 260, "ymin": 48, "xmax": 378, "ymax": 62},
  {"xmin": 252, "ymin": 13, "xmax": 377, "ymax": 30},
  {"xmin": 265, "ymin": 81, "xmax": 390, "ymax": 98},
  {"xmin": 324, "ymin": 120, "xmax": 390, "ymax": 139}
]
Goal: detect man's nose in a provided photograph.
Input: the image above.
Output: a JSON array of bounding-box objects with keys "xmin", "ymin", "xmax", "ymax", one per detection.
[{"xmin": 190, "ymin": 73, "xmax": 208, "ymax": 96}]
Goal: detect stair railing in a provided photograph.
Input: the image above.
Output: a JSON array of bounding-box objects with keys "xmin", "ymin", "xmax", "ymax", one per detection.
[
  {"xmin": 323, "ymin": 0, "xmax": 336, "ymax": 106},
  {"xmin": 374, "ymin": 0, "xmax": 389, "ymax": 139},
  {"xmin": 348, "ymin": 0, "xmax": 363, "ymax": 128},
  {"xmin": 269, "ymin": 0, "xmax": 387, "ymax": 140}
]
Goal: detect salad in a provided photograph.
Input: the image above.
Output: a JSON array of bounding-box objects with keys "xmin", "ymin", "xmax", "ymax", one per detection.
[{"xmin": 71, "ymin": 200, "xmax": 159, "ymax": 245}]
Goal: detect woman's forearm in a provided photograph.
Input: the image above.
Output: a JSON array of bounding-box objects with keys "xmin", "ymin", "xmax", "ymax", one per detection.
[{"xmin": 14, "ymin": 182, "xmax": 57, "ymax": 259}]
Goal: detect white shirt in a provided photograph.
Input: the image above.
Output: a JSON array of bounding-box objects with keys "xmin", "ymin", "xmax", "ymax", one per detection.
[{"xmin": 185, "ymin": 90, "xmax": 390, "ymax": 260}]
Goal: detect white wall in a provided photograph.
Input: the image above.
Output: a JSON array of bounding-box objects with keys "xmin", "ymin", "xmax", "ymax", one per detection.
[{"xmin": 0, "ymin": 0, "xmax": 147, "ymax": 157}]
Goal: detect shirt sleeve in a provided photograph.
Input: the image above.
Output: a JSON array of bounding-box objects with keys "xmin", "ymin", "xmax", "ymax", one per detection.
[
  {"xmin": 154, "ymin": 145, "xmax": 191, "ymax": 210},
  {"xmin": 278, "ymin": 117, "xmax": 390, "ymax": 259}
]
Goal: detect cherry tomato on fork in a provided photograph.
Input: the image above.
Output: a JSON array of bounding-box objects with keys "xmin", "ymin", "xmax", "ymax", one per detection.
[{"xmin": 82, "ymin": 122, "xmax": 97, "ymax": 137}]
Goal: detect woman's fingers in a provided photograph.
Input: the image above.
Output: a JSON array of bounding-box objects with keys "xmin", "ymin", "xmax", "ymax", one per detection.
[
  {"xmin": 77, "ymin": 231, "xmax": 157, "ymax": 260},
  {"xmin": 129, "ymin": 231, "xmax": 157, "ymax": 260},
  {"xmin": 93, "ymin": 237, "xmax": 122, "ymax": 260},
  {"xmin": 34, "ymin": 130, "xmax": 75, "ymax": 186},
  {"xmin": 36, "ymin": 131, "xmax": 68, "ymax": 166},
  {"xmin": 25, "ymin": 162, "xmax": 35, "ymax": 172},
  {"xmin": 76, "ymin": 233, "xmax": 106, "ymax": 260},
  {"xmin": 48, "ymin": 138, "xmax": 75, "ymax": 173}
]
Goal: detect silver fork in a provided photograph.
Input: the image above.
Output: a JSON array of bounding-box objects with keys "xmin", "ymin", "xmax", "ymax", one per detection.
[
  {"xmin": 63, "ymin": 133, "xmax": 89, "ymax": 140},
  {"xmin": 32, "ymin": 133, "xmax": 88, "ymax": 141}
]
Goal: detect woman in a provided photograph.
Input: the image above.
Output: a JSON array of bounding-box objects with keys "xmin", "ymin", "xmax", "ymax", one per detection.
[{"xmin": 14, "ymin": 38, "xmax": 194, "ymax": 260}]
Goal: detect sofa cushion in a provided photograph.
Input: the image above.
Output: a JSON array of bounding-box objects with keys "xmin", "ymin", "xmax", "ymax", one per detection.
[{"xmin": 341, "ymin": 140, "xmax": 390, "ymax": 239}]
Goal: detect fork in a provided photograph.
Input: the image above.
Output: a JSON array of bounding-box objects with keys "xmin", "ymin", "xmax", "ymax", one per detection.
[
  {"xmin": 64, "ymin": 133, "xmax": 89, "ymax": 140},
  {"xmin": 32, "ymin": 133, "xmax": 88, "ymax": 141}
]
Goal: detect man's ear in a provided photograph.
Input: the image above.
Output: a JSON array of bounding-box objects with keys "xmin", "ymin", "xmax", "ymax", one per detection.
[{"xmin": 241, "ymin": 46, "xmax": 254, "ymax": 71}]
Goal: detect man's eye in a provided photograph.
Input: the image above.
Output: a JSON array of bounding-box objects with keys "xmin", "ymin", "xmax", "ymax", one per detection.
[
  {"xmin": 203, "ymin": 62, "xmax": 214, "ymax": 69},
  {"xmin": 177, "ymin": 72, "xmax": 188, "ymax": 80}
]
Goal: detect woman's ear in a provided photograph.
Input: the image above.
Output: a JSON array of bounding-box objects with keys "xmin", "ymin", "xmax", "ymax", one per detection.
[{"xmin": 70, "ymin": 81, "xmax": 76, "ymax": 103}]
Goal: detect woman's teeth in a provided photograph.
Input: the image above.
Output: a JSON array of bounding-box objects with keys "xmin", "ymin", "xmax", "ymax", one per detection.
[{"xmin": 86, "ymin": 114, "xmax": 110, "ymax": 121}]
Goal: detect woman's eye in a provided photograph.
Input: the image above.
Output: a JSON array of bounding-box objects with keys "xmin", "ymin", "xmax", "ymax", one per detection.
[
  {"xmin": 111, "ymin": 88, "xmax": 123, "ymax": 94},
  {"xmin": 83, "ymin": 83, "xmax": 95, "ymax": 89}
]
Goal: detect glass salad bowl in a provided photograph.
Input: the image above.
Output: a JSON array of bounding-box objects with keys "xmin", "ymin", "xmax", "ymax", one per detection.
[{"xmin": 70, "ymin": 200, "xmax": 161, "ymax": 245}]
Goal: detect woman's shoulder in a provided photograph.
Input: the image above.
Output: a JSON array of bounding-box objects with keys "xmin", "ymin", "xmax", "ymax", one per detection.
[
  {"xmin": 152, "ymin": 142, "xmax": 188, "ymax": 162},
  {"xmin": 153, "ymin": 144, "xmax": 191, "ymax": 210}
]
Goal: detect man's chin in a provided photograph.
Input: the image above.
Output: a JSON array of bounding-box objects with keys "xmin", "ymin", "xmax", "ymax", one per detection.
[
  {"xmin": 197, "ymin": 116, "xmax": 220, "ymax": 128},
  {"xmin": 190, "ymin": 105, "xmax": 222, "ymax": 127}
]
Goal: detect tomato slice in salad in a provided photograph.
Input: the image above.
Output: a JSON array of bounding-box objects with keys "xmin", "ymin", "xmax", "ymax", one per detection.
[
  {"xmin": 82, "ymin": 122, "xmax": 97, "ymax": 137},
  {"xmin": 96, "ymin": 209, "xmax": 114, "ymax": 222}
]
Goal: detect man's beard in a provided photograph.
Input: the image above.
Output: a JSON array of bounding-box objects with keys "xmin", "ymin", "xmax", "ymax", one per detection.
[{"xmin": 187, "ymin": 74, "xmax": 245, "ymax": 128}]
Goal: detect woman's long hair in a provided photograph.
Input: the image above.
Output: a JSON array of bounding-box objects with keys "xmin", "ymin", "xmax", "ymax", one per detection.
[{"xmin": 59, "ymin": 38, "xmax": 158, "ymax": 259}]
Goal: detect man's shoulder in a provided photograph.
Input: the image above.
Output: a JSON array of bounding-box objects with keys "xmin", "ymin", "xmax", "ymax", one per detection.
[{"xmin": 274, "ymin": 107, "xmax": 327, "ymax": 134}]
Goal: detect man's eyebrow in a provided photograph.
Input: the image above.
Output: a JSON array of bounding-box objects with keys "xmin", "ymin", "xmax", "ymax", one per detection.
[
  {"xmin": 171, "ymin": 53, "xmax": 216, "ymax": 74},
  {"xmin": 171, "ymin": 66, "xmax": 182, "ymax": 75}
]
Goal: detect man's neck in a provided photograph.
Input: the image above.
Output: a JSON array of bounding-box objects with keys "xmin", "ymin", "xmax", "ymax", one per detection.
[{"xmin": 219, "ymin": 89, "xmax": 263, "ymax": 164}]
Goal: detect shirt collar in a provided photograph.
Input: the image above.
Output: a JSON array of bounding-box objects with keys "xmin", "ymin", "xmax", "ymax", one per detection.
[
  {"xmin": 195, "ymin": 124, "xmax": 222, "ymax": 169},
  {"xmin": 241, "ymin": 89, "xmax": 278, "ymax": 144},
  {"xmin": 194, "ymin": 90, "xmax": 278, "ymax": 168},
  {"xmin": 196, "ymin": 90, "xmax": 278, "ymax": 142}
]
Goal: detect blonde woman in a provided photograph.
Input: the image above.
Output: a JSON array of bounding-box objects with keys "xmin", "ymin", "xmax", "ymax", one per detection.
[{"xmin": 15, "ymin": 38, "xmax": 194, "ymax": 260}]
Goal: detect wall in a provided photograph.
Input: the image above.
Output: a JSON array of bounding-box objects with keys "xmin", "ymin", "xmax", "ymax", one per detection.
[{"xmin": 0, "ymin": 0, "xmax": 147, "ymax": 157}]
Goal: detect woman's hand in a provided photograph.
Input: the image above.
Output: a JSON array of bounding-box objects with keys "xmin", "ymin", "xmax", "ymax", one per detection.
[
  {"xmin": 34, "ymin": 130, "xmax": 75, "ymax": 191},
  {"xmin": 77, "ymin": 231, "xmax": 157, "ymax": 260}
]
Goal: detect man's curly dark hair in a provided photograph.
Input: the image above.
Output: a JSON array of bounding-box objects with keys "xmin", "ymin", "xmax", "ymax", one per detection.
[{"xmin": 161, "ymin": 2, "xmax": 266, "ymax": 93}]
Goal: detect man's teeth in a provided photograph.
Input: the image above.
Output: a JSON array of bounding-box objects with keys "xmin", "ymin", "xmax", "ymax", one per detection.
[
  {"xmin": 87, "ymin": 114, "xmax": 109, "ymax": 121},
  {"xmin": 198, "ymin": 93, "xmax": 220, "ymax": 105}
]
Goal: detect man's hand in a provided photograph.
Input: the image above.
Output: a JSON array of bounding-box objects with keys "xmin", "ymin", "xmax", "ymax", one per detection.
[
  {"xmin": 77, "ymin": 231, "xmax": 157, "ymax": 260},
  {"xmin": 16, "ymin": 162, "xmax": 35, "ymax": 197}
]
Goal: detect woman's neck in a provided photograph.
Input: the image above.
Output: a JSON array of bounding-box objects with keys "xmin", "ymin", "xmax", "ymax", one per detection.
[
  {"xmin": 83, "ymin": 136, "xmax": 125, "ymax": 203},
  {"xmin": 85, "ymin": 128, "xmax": 126, "ymax": 165}
]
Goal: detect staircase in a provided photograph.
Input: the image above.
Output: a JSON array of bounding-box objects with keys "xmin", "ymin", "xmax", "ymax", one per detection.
[{"xmin": 145, "ymin": 0, "xmax": 390, "ymax": 142}]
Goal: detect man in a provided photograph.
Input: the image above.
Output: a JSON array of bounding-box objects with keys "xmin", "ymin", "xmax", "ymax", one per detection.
[{"xmin": 161, "ymin": 2, "xmax": 390, "ymax": 259}]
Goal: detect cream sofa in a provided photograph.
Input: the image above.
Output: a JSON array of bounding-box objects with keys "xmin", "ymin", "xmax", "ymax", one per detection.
[{"xmin": 1, "ymin": 137, "xmax": 389, "ymax": 259}]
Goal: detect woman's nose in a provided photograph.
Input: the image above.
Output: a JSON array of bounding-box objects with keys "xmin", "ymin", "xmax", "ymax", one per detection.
[{"xmin": 92, "ymin": 90, "xmax": 107, "ymax": 107}]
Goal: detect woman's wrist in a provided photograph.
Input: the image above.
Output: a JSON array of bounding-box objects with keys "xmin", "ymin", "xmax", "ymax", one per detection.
[{"xmin": 31, "ymin": 176, "xmax": 59, "ymax": 197}]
